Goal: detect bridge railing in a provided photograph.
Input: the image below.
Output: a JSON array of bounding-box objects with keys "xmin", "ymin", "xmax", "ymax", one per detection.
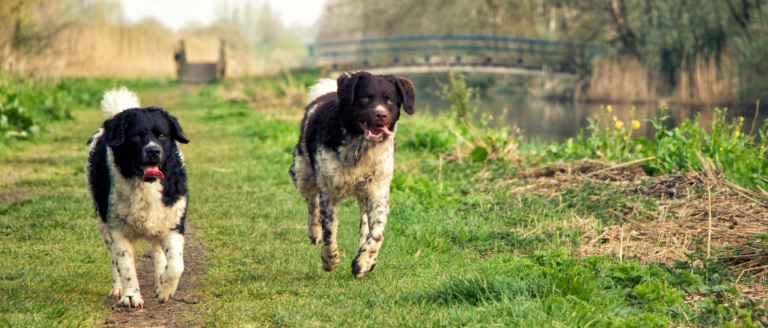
[{"xmin": 307, "ymin": 34, "xmax": 602, "ymax": 70}]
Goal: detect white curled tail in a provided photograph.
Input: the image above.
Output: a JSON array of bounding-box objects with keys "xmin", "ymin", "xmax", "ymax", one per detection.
[
  {"xmin": 306, "ymin": 79, "xmax": 337, "ymax": 105},
  {"xmin": 101, "ymin": 86, "xmax": 140, "ymax": 118}
]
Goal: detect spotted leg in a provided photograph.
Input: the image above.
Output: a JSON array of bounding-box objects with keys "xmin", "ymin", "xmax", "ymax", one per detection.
[
  {"xmin": 319, "ymin": 194, "xmax": 342, "ymax": 272},
  {"xmin": 307, "ymin": 193, "xmax": 322, "ymax": 245},
  {"xmin": 152, "ymin": 241, "xmax": 167, "ymax": 292},
  {"xmin": 155, "ymin": 232, "xmax": 184, "ymax": 303},
  {"xmin": 357, "ymin": 195, "xmax": 370, "ymax": 249},
  {"xmin": 352, "ymin": 190, "xmax": 390, "ymax": 278},
  {"xmin": 110, "ymin": 230, "xmax": 143, "ymax": 307},
  {"xmin": 97, "ymin": 221, "xmax": 122, "ymax": 299}
]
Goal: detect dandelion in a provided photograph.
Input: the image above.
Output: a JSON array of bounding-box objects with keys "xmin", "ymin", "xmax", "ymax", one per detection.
[
  {"xmin": 613, "ymin": 116, "xmax": 617, "ymax": 121},
  {"xmin": 623, "ymin": 136, "xmax": 628, "ymax": 141},
  {"xmin": 606, "ymin": 105, "xmax": 612, "ymax": 113},
  {"xmin": 488, "ymin": 115, "xmax": 494, "ymax": 120},
  {"xmin": 735, "ymin": 131, "xmax": 740, "ymax": 137},
  {"xmin": 615, "ymin": 121, "xmax": 624, "ymax": 129},
  {"xmin": 762, "ymin": 145, "xmax": 765, "ymax": 149},
  {"xmin": 631, "ymin": 120, "xmax": 640, "ymax": 129},
  {"xmin": 719, "ymin": 147, "xmax": 723, "ymax": 151},
  {"xmin": 739, "ymin": 117, "xmax": 744, "ymax": 122},
  {"xmin": 605, "ymin": 127, "xmax": 609, "ymax": 131}
]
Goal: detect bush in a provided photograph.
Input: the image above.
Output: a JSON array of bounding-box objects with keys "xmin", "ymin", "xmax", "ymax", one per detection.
[
  {"xmin": 0, "ymin": 77, "xmax": 171, "ymax": 141},
  {"xmin": 545, "ymin": 105, "xmax": 768, "ymax": 188}
]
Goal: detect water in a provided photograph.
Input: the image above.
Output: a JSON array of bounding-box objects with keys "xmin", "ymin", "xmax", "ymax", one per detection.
[{"xmin": 402, "ymin": 73, "xmax": 765, "ymax": 144}]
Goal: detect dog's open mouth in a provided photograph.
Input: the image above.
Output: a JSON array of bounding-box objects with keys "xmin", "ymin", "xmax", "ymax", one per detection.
[
  {"xmin": 358, "ymin": 121, "xmax": 393, "ymax": 142},
  {"xmin": 137, "ymin": 163, "xmax": 164, "ymax": 180}
]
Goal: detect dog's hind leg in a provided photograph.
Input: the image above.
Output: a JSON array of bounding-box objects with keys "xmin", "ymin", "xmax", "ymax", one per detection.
[
  {"xmin": 110, "ymin": 230, "xmax": 144, "ymax": 307},
  {"xmin": 307, "ymin": 193, "xmax": 322, "ymax": 245},
  {"xmin": 155, "ymin": 232, "xmax": 184, "ymax": 303},
  {"xmin": 352, "ymin": 191, "xmax": 390, "ymax": 279},
  {"xmin": 319, "ymin": 193, "xmax": 342, "ymax": 272},
  {"xmin": 151, "ymin": 241, "xmax": 167, "ymax": 291},
  {"xmin": 98, "ymin": 221, "xmax": 122, "ymax": 299}
]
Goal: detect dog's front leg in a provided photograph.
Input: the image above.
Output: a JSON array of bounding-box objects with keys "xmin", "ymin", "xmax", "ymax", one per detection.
[
  {"xmin": 352, "ymin": 190, "xmax": 390, "ymax": 279},
  {"xmin": 307, "ymin": 193, "xmax": 322, "ymax": 245},
  {"xmin": 356, "ymin": 195, "xmax": 370, "ymax": 249},
  {"xmin": 319, "ymin": 193, "xmax": 341, "ymax": 272},
  {"xmin": 155, "ymin": 232, "xmax": 184, "ymax": 303},
  {"xmin": 110, "ymin": 230, "xmax": 144, "ymax": 307},
  {"xmin": 97, "ymin": 221, "xmax": 122, "ymax": 299}
]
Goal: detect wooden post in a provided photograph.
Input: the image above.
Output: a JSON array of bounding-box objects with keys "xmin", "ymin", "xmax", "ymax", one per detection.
[
  {"xmin": 175, "ymin": 40, "xmax": 186, "ymax": 80},
  {"xmin": 217, "ymin": 39, "xmax": 226, "ymax": 79}
]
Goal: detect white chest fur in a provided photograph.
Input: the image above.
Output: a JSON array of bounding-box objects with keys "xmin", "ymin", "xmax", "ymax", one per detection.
[
  {"xmin": 106, "ymin": 148, "xmax": 186, "ymax": 239},
  {"xmin": 315, "ymin": 134, "xmax": 395, "ymax": 198}
]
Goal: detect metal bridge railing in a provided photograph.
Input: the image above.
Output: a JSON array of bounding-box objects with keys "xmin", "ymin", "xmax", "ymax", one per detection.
[{"xmin": 307, "ymin": 34, "xmax": 603, "ymax": 59}]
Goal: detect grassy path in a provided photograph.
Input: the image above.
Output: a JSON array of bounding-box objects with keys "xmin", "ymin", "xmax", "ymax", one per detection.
[{"xmin": 3, "ymin": 81, "xmax": 754, "ymax": 327}]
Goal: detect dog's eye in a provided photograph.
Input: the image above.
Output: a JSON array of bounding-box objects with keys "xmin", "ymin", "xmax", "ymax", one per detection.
[
  {"xmin": 362, "ymin": 97, "xmax": 369, "ymax": 102},
  {"xmin": 159, "ymin": 134, "xmax": 166, "ymax": 140},
  {"xmin": 387, "ymin": 99, "xmax": 393, "ymax": 105},
  {"xmin": 132, "ymin": 135, "xmax": 140, "ymax": 141}
]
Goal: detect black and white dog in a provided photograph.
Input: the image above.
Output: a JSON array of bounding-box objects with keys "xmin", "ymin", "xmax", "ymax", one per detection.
[
  {"xmin": 86, "ymin": 87, "xmax": 190, "ymax": 307},
  {"xmin": 289, "ymin": 72, "xmax": 415, "ymax": 278}
]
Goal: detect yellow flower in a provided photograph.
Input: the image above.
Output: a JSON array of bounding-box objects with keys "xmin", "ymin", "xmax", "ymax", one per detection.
[
  {"xmin": 631, "ymin": 120, "xmax": 640, "ymax": 129},
  {"xmin": 605, "ymin": 127, "xmax": 609, "ymax": 131},
  {"xmin": 623, "ymin": 136, "xmax": 628, "ymax": 141},
  {"xmin": 762, "ymin": 145, "xmax": 765, "ymax": 149},
  {"xmin": 735, "ymin": 131, "xmax": 740, "ymax": 137},
  {"xmin": 613, "ymin": 116, "xmax": 617, "ymax": 121},
  {"xmin": 606, "ymin": 105, "xmax": 612, "ymax": 113},
  {"xmin": 739, "ymin": 117, "xmax": 744, "ymax": 122},
  {"xmin": 719, "ymin": 147, "xmax": 723, "ymax": 151},
  {"xmin": 615, "ymin": 121, "xmax": 624, "ymax": 129},
  {"xmin": 488, "ymin": 115, "xmax": 494, "ymax": 120}
]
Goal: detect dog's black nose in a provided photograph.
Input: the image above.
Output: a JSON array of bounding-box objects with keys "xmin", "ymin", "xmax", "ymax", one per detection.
[
  {"xmin": 375, "ymin": 112, "xmax": 388, "ymax": 122},
  {"xmin": 145, "ymin": 145, "xmax": 161, "ymax": 158}
]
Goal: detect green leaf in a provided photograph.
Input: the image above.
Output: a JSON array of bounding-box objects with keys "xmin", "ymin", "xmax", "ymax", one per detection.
[{"xmin": 470, "ymin": 146, "xmax": 488, "ymax": 162}]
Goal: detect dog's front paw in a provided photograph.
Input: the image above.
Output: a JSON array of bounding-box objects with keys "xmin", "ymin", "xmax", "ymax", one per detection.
[
  {"xmin": 321, "ymin": 249, "xmax": 340, "ymax": 272},
  {"xmin": 308, "ymin": 224, "xmax": 323, "ymax": 245},
  {"xmin": 108, "ymin": 285, "xmax": 122, "ymax": 299},
  {"xmin": 155, "ymin": 279, "xmax": 180, "ymax": 303},
  {"xmin": 351, "ymin": 253, "xmax": 377, "ymax": 279},
  {"xmin": 117, "ymin": 293, "xmax": 144, "ymax": 308}
]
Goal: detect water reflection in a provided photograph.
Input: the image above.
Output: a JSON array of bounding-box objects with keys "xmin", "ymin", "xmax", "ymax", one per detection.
[{"xmin": 403, "ymin": 73, "xmax": 765, "ymax": 143}]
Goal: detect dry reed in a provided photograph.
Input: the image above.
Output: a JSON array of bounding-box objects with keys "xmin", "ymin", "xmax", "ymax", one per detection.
[
  {"xmin": 1, "ymin": 23, "xmax": 270, "ymax": 78},
  {"xmin": 583, "ymin": 55, "xmax": 738, "ymax": 105},
  {"xmin": 513, "ymin": 155, "xmax": 768, "ymax": 281}
]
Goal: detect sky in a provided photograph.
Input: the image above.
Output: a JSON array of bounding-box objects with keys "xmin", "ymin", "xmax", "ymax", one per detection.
[{"xmin": 118, "ymin": 0, "xmax": 328, "ymax": 30}]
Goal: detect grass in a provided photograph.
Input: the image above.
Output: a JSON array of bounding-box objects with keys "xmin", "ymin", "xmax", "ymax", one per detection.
[{"xmin": 1, "ymin": 76, "xmax": 766, "ymax": 327}]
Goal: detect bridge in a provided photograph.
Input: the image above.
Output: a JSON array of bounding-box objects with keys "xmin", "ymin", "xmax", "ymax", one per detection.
[{"xmin": 307, "ymin": 34, "xmax": 602, "ymax": 77}]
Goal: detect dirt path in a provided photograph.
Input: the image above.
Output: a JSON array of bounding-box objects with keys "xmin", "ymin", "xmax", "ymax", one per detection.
[{"xmin": 99, "ymin": 228, "xmax": 211, "ymax": 327}]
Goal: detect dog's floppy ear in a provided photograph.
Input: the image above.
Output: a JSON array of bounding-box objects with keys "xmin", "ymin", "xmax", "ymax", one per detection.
[
  {"xmin": 395, "ymin": 76, "xmax": 415, "ymax": 115},
  {"xmin": 164, "ymin": 112, "xmax": 189, "ymax": 144},
  {"xmin": 337, "ymin": 72, "xmax": 366, "ymax": 109},
  {"xmin": 104, "ymin": 114, "xmax": 127, "ymax": 147}
]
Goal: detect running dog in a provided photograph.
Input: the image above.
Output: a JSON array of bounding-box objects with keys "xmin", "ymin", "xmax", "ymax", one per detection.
[{"xmin": 289, "ymin": 72, "xmax": 415, "ymax": 278}]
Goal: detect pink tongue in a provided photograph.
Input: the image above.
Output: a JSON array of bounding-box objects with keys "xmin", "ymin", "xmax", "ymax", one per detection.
[
  {"xmin": 370, "ymin": 125, "xmax": 393, "ymax": 136},
  {"xmin": 142, "ymin": 165, "xmax": 164, "ymax": 179}
]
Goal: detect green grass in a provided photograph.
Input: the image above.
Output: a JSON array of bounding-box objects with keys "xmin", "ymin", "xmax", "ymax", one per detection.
[{"xmin": 1, "ymin": 78, "xmax": 765, "ymax": 327}]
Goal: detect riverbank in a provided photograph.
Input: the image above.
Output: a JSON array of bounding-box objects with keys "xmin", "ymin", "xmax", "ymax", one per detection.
[{"xmin": 1, "ymin": 76, "xmax": 767, "ymax": 326}]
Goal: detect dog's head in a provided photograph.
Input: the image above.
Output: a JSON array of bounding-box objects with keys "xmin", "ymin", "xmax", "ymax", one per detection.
[
  {"xmin": 337, "ymin": 72, "xmax": 415, "ymax": 142},
  {"xmin": 103, "ymin": 107, "xmax": 189, "ymax": 182}
]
